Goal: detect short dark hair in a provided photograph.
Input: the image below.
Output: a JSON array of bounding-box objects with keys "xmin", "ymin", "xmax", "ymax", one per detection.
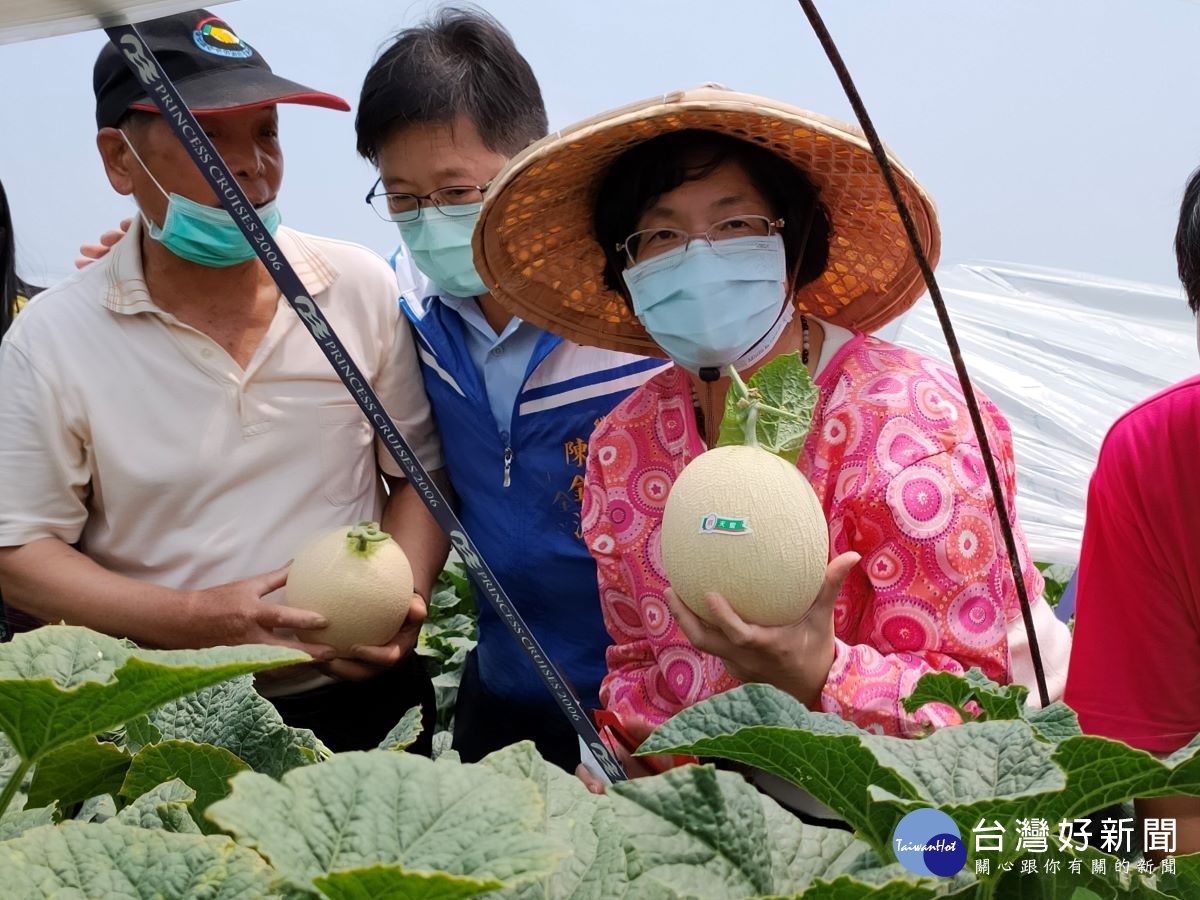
[
  {"xmin": 592, "ymin": 130, "xmax": 830, "ymax": 303},
  {"xmin": 355, "ymin": 6, "xmax": 548, "ymax": 164},
  {"xmin": 1176, "ymin": 166, "xmax": 1200, "ymax": 315}
]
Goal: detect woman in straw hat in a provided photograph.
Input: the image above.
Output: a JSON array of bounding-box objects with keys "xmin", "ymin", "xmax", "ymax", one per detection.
[{"xmin": 475, "ymin": 88, "xmax": 1072, "ymax": 775}]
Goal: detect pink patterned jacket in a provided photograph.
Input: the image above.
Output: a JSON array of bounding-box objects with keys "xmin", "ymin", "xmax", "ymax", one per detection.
[{"xmin": 581, "ymin": 332, "xmax": 1043, "ymax": 740}]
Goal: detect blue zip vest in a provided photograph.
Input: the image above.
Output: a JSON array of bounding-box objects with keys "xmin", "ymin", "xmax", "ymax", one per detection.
[{"xmin": 395, "ymin": 255, "xmax": 667, "ymax": 711}]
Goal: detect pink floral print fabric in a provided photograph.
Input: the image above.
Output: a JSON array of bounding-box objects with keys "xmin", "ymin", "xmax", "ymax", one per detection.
[{"xmin": 582, "ymin": 333, "xmax": 1043, "ymax": 740}]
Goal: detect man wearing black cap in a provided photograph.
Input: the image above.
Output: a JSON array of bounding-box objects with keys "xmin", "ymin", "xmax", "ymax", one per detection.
[{"xmin": 0, "ymin": 9, "xmax": 448, "ymax": 753}]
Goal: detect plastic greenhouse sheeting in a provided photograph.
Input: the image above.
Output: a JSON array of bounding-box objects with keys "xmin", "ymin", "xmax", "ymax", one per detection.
[
  {"xmin": 0, "ymin": 0, "xmax": 231, "ymax": 45},
  {"xmin": 883, "ymin": 261, "xmax": 1196, "ymax": 565}
]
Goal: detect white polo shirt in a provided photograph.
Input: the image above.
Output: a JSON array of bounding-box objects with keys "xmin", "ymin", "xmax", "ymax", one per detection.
[{"xmin": 0, "ymin": 222, "xmax": 441, "ymax": 687}]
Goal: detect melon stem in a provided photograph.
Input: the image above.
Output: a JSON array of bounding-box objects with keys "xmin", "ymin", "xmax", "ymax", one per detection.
[
  {"xmin": 744, "ymin": 404, "xmax": 760, "ymax": 449},
  {"xmin": 726, "ymin": 365, "xmax": 760, "ymax": 449},
  {"xmin": 752, "ymin": 402, "xmax": 806, "ymax": 421},
  {"xmin": 347, "ymin": 521, "xmax": 390, "ymax": 554}
]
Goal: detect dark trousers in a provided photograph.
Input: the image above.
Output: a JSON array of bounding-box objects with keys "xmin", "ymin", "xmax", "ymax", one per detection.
[
  {"xmin": 451, "ymin": 649, "xmax": 581, "ymax": 772},
  {"xmin": 271, "ymin": 652, "xmax": 436, "ymax": 756}
]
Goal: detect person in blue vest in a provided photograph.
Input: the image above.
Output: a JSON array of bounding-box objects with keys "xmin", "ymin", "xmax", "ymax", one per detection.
[{"xmin": 354, "ymin": 8, "xmax": 667, "ymax": 771}]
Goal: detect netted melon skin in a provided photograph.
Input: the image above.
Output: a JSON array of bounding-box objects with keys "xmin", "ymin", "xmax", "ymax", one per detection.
[
  {"xmin": 661, "ymin": 445, "xmax": 830, "ymax": 627},
  {"xmin": 288, "ymin": 527, "xmax": 414, "ymax": 654}
]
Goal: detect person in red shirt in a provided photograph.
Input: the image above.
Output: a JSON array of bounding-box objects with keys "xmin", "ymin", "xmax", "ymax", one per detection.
[{"xmin": 1064, "ymin": 166, "xmax": 1200, "ymax": 856}]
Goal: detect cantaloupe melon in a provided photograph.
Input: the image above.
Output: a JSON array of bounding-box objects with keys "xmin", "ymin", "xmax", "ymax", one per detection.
[
  {"xmin": 662, "ymin": 445, "xmax": 829, "ymax": 626},
  {"xmin": 286, "ymin": 521, "xmax": 413, "ymax": 654}
]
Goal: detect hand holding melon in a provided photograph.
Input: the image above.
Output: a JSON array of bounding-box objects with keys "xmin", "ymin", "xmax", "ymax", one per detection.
[
  {"xmin": 659, "ymin": 353, "xmax": 860, "ymax": 705},
  {"xmin": 661, "ymin": 352, "xmax": 831, "ymax": 626},
  {"xmin": 285, "ymin": 521, "xmax": 415, "ymax": 656}
]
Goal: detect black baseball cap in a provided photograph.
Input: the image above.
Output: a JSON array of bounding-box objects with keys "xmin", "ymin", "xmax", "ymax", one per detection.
[{"xmin": 93, "ymin": 8, "xmax": 349, "ymax": 129}]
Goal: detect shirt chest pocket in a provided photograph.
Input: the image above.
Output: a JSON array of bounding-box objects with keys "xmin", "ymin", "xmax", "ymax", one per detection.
[{"xmin": 317, "ymin": 403, "xmax": 374, "ymax": 507}]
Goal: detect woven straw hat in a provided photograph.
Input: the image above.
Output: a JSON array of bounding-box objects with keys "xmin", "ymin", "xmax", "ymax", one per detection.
[{"xmin": 474, "ymin": 87, "xmax": 940, "ymax": 357}]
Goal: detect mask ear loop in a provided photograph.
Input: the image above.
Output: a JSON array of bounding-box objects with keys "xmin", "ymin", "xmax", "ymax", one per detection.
[{"xmin": 118, "ymin": 130, "xmax": 171, "ymax": 231}]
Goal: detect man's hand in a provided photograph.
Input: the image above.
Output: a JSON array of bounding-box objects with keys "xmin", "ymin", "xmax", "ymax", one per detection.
[
  {"xmin": 184, "ymin": 563, "xmax": 337, "ymax": 660},
  {"xmin": 667, "ymin": 552, "xmax": 860, "ymax": 709},
  {"xmin": 75, "ymin": 218, "xmax": 132, "ymax": 269},
  {"xmin": 315, "ymin": 592, "xmax": 428, "ymax": 681}
]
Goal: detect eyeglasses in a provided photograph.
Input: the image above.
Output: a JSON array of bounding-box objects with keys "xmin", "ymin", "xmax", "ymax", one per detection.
[
  {"xmin": 365, "ymin": 178, "xmax": 489, "ymax": 223},
  {"xmin": 617, "ymin": 215, "xmax": 785, "ymax": 266}
]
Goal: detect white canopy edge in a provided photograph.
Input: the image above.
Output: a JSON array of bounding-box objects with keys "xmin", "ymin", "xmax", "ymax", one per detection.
[{"xmin": 0, "ymin": 0, "xmax": 233, "ymax": 45}]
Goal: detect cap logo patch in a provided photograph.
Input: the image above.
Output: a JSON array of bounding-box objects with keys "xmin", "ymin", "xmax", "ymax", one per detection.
[{"xmin": 193, "ymin": 16, "xmax": 253, "ymax": 59}]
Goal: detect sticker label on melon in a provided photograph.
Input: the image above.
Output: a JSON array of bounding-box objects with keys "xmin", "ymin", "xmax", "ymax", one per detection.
[{"xmin": 698, "ymin": 514, "xmax": 751, "ymax": 535}]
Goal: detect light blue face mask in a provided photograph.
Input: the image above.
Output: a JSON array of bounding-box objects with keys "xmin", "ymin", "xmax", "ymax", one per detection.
[
  {"xmin": 624, "ymin": 233, "xmax": 791, "ymax": 374},
  {"xmin": 121, "ymin": 131, "xmax": 282, "ymax": 268},
  {"xmin": 396, "ymin": 203, "xmax": 489, "ymax": 298}
]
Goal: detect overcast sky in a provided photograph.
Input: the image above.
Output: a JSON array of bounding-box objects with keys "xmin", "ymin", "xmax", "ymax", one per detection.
[{"xmin": 3, "ymin": 0, "xmax": 1200, "ymax": 292}]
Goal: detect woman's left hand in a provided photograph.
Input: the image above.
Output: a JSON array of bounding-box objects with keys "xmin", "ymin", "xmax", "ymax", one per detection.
[{"xmin": 666, "ymin": 552, "xmax": 860, "ymax": 708}]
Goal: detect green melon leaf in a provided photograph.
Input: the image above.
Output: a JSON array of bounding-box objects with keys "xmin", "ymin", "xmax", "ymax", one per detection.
[
  {"xmin": 646, "ymin": 679, "xmax": 1200, "ymax": 879},
  {"xmin": 27, "ymin": 736, "xmax": 131, "ymax": 810},
  {"xmin": 868, "ymin": 731, "xmax": 1200, "ymax": 879},
  {"xmin": 608, "ymin": 764, "xmax": 882, "ymax": 898},
  {"xmin": 612, "ymin": 764, "xmax": 775, "ymax": 896},
  {"xmin": 640, "ymin": 684, "xmax": 918, "ymax": 854},
  {"xmin": 1155, "ymin": 853, "xmax": 1200, "ymax": 899},
  {"xmin": 782, "ymin": 878, "xmax": 941, "ymax": 900},
  {"xmin": 717, "ymin": 351, "xmax": 817, "ymax": 462},
  {"xmin": 1025, "ymin": 703, "xmax": 1085, "ymax": 744},
  {"xmin": 122, "ymin": 714, "xmax": 165, "ymax": 754},
  {"xmin": 898, "ymin": 666, "xmax": 1084, "ymax": 744},
  {"xmin": 313, "ymin": 865, "xmax": 502, "ymax": 900},
  {"xmin": 75, "ymin": 793, "xmax": 118, "ymax": 824},
  {"xmin": 379, "ymin": 705, "xmax": 425, "ymax": 752},
  {"xmin": 757, "ymin": 799, "xmax": 905, "ymax": 892},
  {"xmin": 0, "ymin": 820, "xmax": 280, "ymax": 898},
  {"xmin": 429, "ymin": 562, "xmax": 474, "ymax": 615},
  {"xmin": 143, "ymin": 676, "xmax": 328, "ymax": 776},
  {"xmin": 114, "ymin": 778, "xmax": 201, "ymax": 834},
  {"xmin": 0, "ymin": 734, "xmax": 28, "ymax": 813},
  {"xmin": 122, "ymin": 740, "xmax": 250, "ymax": 834},
  {"xmin": 475, "ymin": 741, "xmax": 627, "ymax": 899},
  {"xmin": 206, "ymin": 751, "xmax": 566, "ymax": 894},
  {"xmin": 0, "ymin": 804, "xmax": 56, "ymax": 841},
  {"xmin": 0, "ymin": 625, "xmax": 308, "ymax": 764},
  {"xmin": 900, "ymin": 667, "xmax": 1025, "ymax": 721}
]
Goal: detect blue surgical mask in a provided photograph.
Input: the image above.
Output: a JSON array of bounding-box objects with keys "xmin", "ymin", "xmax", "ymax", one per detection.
[
  {"xmin": 624, "ymin": 234, "xmax": 792, "ymax": 374},
  {"xmin": 397, "ymin": 203, "xmax": 489, "ymax": 298},
  {"xmin": 121, "ymin": 131, "xmax": 282, "ymax": 268}
]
